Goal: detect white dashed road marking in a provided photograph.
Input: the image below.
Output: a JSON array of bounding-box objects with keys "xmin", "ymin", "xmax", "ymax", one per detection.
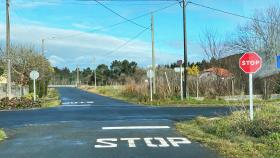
[
  {"xmin": 62, "ymin": 101, "xmax": 95, "ymax": 105},
  {"xmin": 62, "ymin": 105, "xmax": 93, "ymax": 107},
  {"xmin": 102, "ymin": 126, "xmax": 170, "ymax": 130}
]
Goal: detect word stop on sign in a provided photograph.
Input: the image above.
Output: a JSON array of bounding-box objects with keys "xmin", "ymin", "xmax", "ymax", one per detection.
[
  {"xmin": 94, "ymin": 137, "xmax": 191, "ymax": 148},
  {"xmin": 241, "ymin": 60, "xmax": 260, "ymax": 66}
]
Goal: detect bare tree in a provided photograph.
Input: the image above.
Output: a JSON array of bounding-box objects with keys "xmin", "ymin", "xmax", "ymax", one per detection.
[
  {"xmin": 229, "ymin": 6, "xmax": 280, "ymax": 98},
  {"xmin": 200, "ymin": 28, "xmax": 226, "ymax": 63},
  {"xmin": 0, "ymin": 45, "xmax": 53, "ymax": 96},
  {"xmin": 230, "ymin": 7, "xmax": 280, "ymax": 60},
  {"xmin": 199, "ymin": 28, "xmax": 229, "ymax": 96}
]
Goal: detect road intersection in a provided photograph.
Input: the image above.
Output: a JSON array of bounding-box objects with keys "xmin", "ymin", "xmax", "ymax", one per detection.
[{"xmin": 0, "ymin": 88, "xmax": 233, "ymax": 158}]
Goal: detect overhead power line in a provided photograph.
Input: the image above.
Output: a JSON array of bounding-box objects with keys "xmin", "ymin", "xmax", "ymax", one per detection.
[
  {"xmin": 188, "ymin": 1, "xmax": 275, "ymax": 25},
  {"xmin": 103, "ymin": 27, "xmax": 149, "ymax": 57},
  {"xmin": 53, "ymin": 1, "xmax": 179, "ymax": 40},
  {"xmin": 21, "ymin": 0, "xmax": 175, "ymax": 6},
  {"xmin": 94, "ymin": 0, "xmax": 148, "ymax": 29}
]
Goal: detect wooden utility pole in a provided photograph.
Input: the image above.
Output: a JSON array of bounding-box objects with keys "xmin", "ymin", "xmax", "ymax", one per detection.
[
  {"xmin": 182, "ymin": 0, "xmax": 188, "ymax": 99},
  {"xmin": 151, "ymin": 14, "xmax": 156, "ymax": 94},
  {"xmin": 6, "ymin": 0, "xmax": 12, "ymax": 99}
]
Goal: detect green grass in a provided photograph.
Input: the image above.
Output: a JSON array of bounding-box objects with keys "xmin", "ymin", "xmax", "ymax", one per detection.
[
  {"xmin": 176, "ymin": 104, "xmax": 280, "ymax": 158},
  {"xmin": 0, "ymin": 129, "xmax": 7, "ymax": 141},
  {"xmin": 82, "ymin": 85, "xmax": 142, "ymax": 104},
  {"xmin": 41, "ymin": 88, "xmax": 61, "ymax": 108}
]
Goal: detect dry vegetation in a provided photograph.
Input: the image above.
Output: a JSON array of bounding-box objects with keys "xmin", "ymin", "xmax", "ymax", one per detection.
[
  {"xmin": 176, "ymin": 104, "xmax": 280, "ymax": 158},
  {"xmin": 0, "ymin": 88, "xmax": 61, "ymax": 110}
]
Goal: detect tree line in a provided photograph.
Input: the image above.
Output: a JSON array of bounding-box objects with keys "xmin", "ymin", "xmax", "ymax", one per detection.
[{"xmin": 51, "ymin": 60, "xmax": 143, "ymax": 86}]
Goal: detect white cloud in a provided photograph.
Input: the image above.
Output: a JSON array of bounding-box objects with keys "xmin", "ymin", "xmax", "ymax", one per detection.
[
  {"xmin": 72, "ymin": 23, "xmax": 102, "ymax": 30},
  {"xmin": 0, "ymin": 23, "xmax": 180, "ymax": 70},
  {"xmin": 48, "ymin": 55, "xmax": 65, "ymax": 66},
  {"xmin": 72, "ymin": 23, "xmax": 91, "ymax": 30}
]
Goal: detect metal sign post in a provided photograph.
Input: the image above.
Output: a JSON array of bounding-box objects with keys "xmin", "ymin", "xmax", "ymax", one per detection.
[
  {"xmin": 239, "ymin": 52, "xmax": 262, "ymax": 121},
  {"xmin": 175, "ymin": 60, "xmax": 183, "ymax": 101},
  {"xmin": 30, "ymin": 70, "xmax": 39, "ymax": 102},
  {"xmin": 147, "ymin": 69, "xmax": 154, "ymax": 102},
  {"xmin": 180, "ymin": 64, "xmax": 183, "ymax": 101},
  {"xmin": 249, "ymin": 73, "xmax": 253, "ymax": 120},
  {"xmin": 149, "ymin": 75, "xmax": 153, "ymax": 102}
]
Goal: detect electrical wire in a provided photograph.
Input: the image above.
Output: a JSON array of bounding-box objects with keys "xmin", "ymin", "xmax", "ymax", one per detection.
[
  {"xmin": 188, "ymin": 1, "xmax": 276, "ymax": 25},
  {"xmin": 94, "ymin": 0, "xmax": 148, "ymax": 29},
  {"xmin": 103, "ymin": 27, "xmax": 149, "ymax": 57},
  {"xmin": 19, "ymin": 0, "xmax": 175, "ymax": 6},
  {"xmin": 52, "ymin": 1, "xmax": 179, "ymax": 40}
]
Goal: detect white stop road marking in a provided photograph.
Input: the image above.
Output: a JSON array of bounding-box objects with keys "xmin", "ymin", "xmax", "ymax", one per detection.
[{"xmin": 94, "ymin": 137, "xmax": 191, "ymax": 148}]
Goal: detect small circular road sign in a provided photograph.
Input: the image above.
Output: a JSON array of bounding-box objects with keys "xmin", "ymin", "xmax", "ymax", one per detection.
[
  {"xmin": 239, "ymin": 52, "xmax": 262, "ymax": 74},
  {"xmin": 30, "ymin": 70, "xmax": 39, "ymax": 80}
]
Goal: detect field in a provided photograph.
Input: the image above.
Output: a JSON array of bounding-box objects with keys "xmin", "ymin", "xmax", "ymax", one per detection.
[{"xmin": 80, "ymin": 85, "xmax": 278, "ymax": 107}]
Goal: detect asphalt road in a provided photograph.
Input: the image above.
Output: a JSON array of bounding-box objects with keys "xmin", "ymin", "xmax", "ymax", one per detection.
[{"xmin": 0, "ymin": 87, "xmax": 233, "ymax": 158}]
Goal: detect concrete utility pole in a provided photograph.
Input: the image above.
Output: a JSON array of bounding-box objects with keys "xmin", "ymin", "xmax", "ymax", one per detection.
[
  {"xmin": 182, "ymin": 0, "xmax": 188, "ymax": 99},
  {"xmin": 151, "ymin": 14, "xmax": 156, "ymax": 94},
  {"xmin": 41, "ymin": 38, "xmax": 45, "ymax": 96},
  {"xmin": 6, "ymin": 0, "xmax": 12, "ymax": 99}
]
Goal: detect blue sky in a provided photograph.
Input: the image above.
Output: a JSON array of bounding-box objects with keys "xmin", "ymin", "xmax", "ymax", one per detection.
[{"xmin": 0, "ymin": 0, "xmax": 279, "ymax": 70}]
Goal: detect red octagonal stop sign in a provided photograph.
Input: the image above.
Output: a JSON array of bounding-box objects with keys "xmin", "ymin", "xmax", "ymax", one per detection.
[{"xmin": 239, "ymin": 52, "xmax": 262, "ymax": 73}]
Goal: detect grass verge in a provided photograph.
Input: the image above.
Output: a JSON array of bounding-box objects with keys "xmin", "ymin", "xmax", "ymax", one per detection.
[
  {"xmin": 80, "ymin": 85, "xmax": 279, "ymax": 107},
  {"xmin": 40, "ymin": 88, "xmax": 61, "ymax": 108},
  {"xmin": 176, "ymin": 104, "xmax": 280, "ymax": 158},
  {"xmin": 0, "ymin": 129, "xmax": 7, "ymax": 141}
]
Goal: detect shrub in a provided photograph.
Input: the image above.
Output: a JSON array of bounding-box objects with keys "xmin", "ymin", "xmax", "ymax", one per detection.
[
  {"xmin": 258, "ymin": 132, "xmax": 280, "ymax": 158},
  {"xmin": 0, "ymin": 97, "xmax": 41, "ymax": 110},
  {"xmin": 0, "ymin": 129, "xmax": 7, "ymax": 141},
  {"xmin": 237, "ymin": 118, "xmax": 279, "ymax": 137},
  {"xmin": 121, "ymin": 82, "xmax": 149, "ymax": 102}
]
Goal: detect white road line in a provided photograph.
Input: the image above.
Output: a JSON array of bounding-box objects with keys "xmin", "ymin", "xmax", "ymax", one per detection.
[
  {"xmin": 61, "ymin": 101, "xmax": 94, "ymax": 105},
  {"xmin": 62, "ymin": 105, "xmax": 92, "ymax": 107},
  {"xmin": 102, "ymin": 126, "xmax": 170, "ymax": 130}
]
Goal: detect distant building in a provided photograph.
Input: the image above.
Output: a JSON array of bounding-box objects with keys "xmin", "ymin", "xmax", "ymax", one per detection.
[{"xmin": 199, "ymin": 67, "xmax": 234, "ymax": 80}]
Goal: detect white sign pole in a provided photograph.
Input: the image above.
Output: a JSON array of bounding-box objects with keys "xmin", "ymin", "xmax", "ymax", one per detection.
[
  {"xmin": 150, "ymin": 75, "xmax": 153, "ymax": 102},
  {"xmin": 196, "ymin": 75, "xmax": 199, "ymax": 98},
  {"xmin": 30, "ymin": 70, "xmax": 39, "ymax": 102},
  {"xmin": 33, "ymin": 79, "xmax": 36, "ymax": 102},
  {"xmin": 180, "ymin": 64, "xmax": 183, "ymax": 100},
  {"xmin": 249, "ymin": 73, "xmax": 253, "ymax": 121}
]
